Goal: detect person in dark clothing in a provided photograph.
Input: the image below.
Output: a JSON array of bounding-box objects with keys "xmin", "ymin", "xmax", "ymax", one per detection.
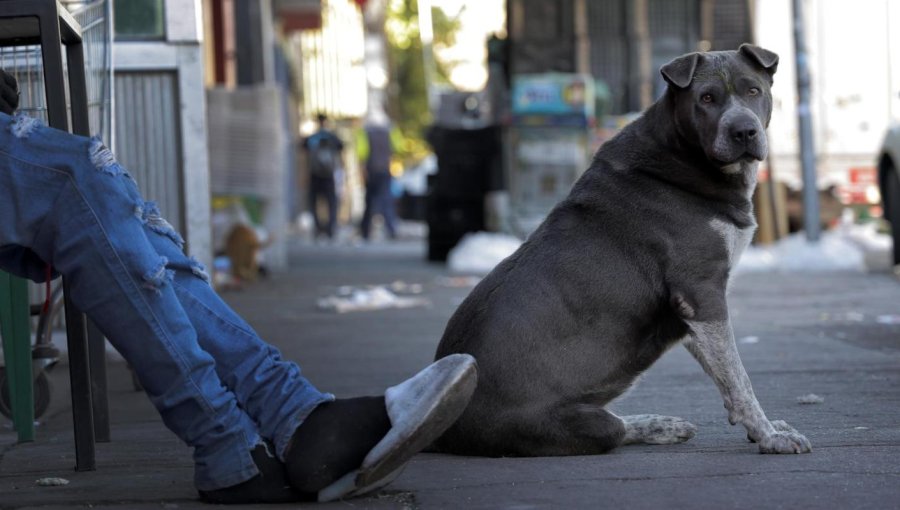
[
  {"xmin": 359, "ymin": 120, "xmax": 397, "ymax": 240},
  {"xmin": 303, "ymin": 113, "xmax": 344, "ymax": 239}
]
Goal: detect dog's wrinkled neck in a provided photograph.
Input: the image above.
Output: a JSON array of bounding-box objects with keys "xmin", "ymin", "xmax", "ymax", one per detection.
[{"xmin": 614, "ymin": 94, "xmax": 759, "ymax": 205}]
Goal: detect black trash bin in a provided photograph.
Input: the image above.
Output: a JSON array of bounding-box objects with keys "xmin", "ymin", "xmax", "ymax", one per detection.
[{"xmin": 426, "ymin": 125, "xmax": 501, "ymax": 261}]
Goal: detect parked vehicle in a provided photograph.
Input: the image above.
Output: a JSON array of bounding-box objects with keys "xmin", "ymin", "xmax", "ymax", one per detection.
[{"xmin": 878, "ymin": 122, "xmax": 900, "ymax": 266}]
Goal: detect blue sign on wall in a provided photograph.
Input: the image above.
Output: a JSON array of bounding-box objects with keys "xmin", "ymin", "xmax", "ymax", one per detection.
[{"xmin": 511, "ymin": 73, "xmax": 595, "ymax": 127}]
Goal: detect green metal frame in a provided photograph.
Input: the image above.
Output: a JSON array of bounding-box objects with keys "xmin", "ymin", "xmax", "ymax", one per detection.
[{"xmin": 0, "ymin": 271, "xmax": 35, "ymax": 442}]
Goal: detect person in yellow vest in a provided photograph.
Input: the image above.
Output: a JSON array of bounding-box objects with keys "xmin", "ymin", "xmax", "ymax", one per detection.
[{"xmin": 358, "ymin": 111, "xmax": 400, "ymax": 241}]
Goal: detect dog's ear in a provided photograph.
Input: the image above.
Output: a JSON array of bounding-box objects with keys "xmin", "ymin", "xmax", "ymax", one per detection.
[
  {"xmin": 739, "ymin": 44, "xmax": 779, "ymax": 76},
  {"xmin": 660, "ymin": 53, "xmax": 700, "ymax": 89}
]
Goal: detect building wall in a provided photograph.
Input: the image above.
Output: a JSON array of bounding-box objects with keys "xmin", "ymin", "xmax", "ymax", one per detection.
[
  {"xmin": 113, "ymin": 0, "xmax": 212, "ymax": 268},
  {"xmin": 295, "ymin": 0, "xmax": 366, "ymax": 120},
  {"xmin": 114, "ymin": 72, "xmax": 183, "ymax": 234},
  {"xmin": 508, "ymin": 0, "xmax": 751, "ymax": 114}
]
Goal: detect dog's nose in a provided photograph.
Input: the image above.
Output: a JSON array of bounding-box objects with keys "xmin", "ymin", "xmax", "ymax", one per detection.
[{"xmin": 730, "ymin": 123, "xmax": 759, "ymax": 144}]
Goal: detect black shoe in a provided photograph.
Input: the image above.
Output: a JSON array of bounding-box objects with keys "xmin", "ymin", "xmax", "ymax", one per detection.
[
  {"xmin": 285, "ymin": 354, "xmax": 478, "ymax": 502},
  {"xmin": 284, "ymin": 396, "xmax": 390, "ymax": 494},
  {"xmin": 198, "ymin": 441, "xmax": 311, "ymax": 504}
]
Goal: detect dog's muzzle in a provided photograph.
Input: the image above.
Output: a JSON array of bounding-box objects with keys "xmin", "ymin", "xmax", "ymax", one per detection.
[{"xmin": 710, "ymin": 107, "xmax": 768, "ymax": 168}]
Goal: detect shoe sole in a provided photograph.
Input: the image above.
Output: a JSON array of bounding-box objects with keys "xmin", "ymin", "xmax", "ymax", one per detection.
[{"xmin": 317, "ymin": 354, "xmax": 477, "ymax": 502}]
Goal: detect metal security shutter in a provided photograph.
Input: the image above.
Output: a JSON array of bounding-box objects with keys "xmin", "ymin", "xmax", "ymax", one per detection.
[
  {"xmin": 649, "ymin": 0, "xmax": 699, "ymax": 99},
  {"xmin": 206, "ymin": 87, "xmax": 285, "ymax": 198},
  {"xmin": 588, "ymin": 0, "xmax": 629, "ymax": 114},
  {"xmin": 510, "ymin": 0, "xmax": 576, "ymax": 74},
  {"xmin": 114, "ymin": 71, "xmax": 184, "ymax": 234},
  {"xmin": 206, "ymin": 86, "xmax": 290, "ymax": 269},
  {"xmin": 713, "ymin": 0, "xmax": 751, "ymax": 50}
]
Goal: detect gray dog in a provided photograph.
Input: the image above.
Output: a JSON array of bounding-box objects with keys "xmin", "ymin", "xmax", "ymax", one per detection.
[{"xmin": 433, "ymin": 44, "xmax": 812, "ymax": 457}]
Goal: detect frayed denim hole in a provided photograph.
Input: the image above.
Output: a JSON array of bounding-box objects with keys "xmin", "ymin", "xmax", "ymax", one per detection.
[
  {"xmin": 142, "ymin": 201, "xmax": 162, "ymax": 218},
  {"xmin": 142, "ymin": 256, "xmax": 171, "ymax": 293},
  {"xmin": 141, "ymin": 201, "xmax": 186, "ymax": 249},
  {"xmin": 260, "ymin": 440, "xmax": 275, "ymax": 459},
  {"xmin": 188, "ymin": 256, "xmax": 211, "ymax": 283},
  {"xmin": 10, "ymin": 114, "xmax": 41, "ymax": 138},
  {"xmin": 134, "ymin": 203, "xmax": 145, "ymax": 221},
  {"xmin": 89, "ymin": 137, "xmax": 124, "ymax": 176}
]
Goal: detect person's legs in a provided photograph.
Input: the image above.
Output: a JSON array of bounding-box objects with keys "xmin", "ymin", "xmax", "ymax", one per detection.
[
  {"xmin": 360, "ymin": 178, "xmax": 375, "ymax": 240},
  {"xmin": 368, "ymin": 173, "xmax": 395, "ymax": 239},
  {"xmin": 0, "ymin": 112, "xmax": 480, "ymax": 503},
  {"xmin": 138, "ymin": 183, "xmax": 481, "ymax": 502},
  {"xmin": 138, "ymin": 222, "xmax": 333, "ymax": 459},
  {"xmin": 325, "ymin": 178, "xmax": 338, "ymax": 239},
  {"xmin": 308, "ymin": 177, "xmax": 324, "ymax": 237},
  {"xmin": 139, "ymin": 222, "xmax": 480, "ymax": 502},
  {"xmin": 0, "ymin": 113, "xmax": 261, "ymax": 492},
  {"xmin": 378, "ymin": 176, "xmax": 398, "ymax": 239},
  {"xmin": 139, "ymin": 225, "xmax": 478, "ymax": 501}
]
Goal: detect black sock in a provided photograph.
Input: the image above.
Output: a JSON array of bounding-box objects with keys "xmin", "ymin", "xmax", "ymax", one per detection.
[
  {"xmin": 199, "ymin": 441, "xmax": 306, "ymax": 504},
  {"xmin": 284, "ymin": 396, "xmax": 391, "ymax": 493}
]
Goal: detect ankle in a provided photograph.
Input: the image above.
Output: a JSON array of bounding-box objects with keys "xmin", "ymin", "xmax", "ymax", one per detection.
[
  {"xmin": 284, "ymin": 396, "xmax": 391, "ymax": 493},
  {"xmin": 198, "ymin": 441, "xmax": 306, "ymax": 504}
]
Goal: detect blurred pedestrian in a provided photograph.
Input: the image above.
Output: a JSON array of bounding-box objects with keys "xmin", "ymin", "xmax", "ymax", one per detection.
[
  {"xmin": 359, "ymin": 113, "xmax": 398, "ymax": 241},
  {"xmin": 302, "ymin": 113, "xmax": 344, "ymax": 240}
]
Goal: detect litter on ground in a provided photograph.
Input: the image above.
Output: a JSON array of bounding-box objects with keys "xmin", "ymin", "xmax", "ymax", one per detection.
[
  {"xmin": 35, "ymin": 477, "xmax": 69, "ymax": 487},
  {"xmin": 447, "ymin": 232, "xmax": 523, "ymax": 275},
  {"xmin": 796, "ymin": 393, "xmax": 825, "ymax": 405},
  {"xmin": 876, "ymin": 314, "xmax": 900, "ymax": 325},
  {"xmin": 317, "ymin": 286, "xmax": 430, "ymax": 313},
  {"xmin": 388, "ymin": 280, "xmax": 424, "ymax": 294}
]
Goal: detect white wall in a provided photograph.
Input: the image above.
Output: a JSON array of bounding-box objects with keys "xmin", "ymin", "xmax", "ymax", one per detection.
[
  {"xmin": 754, "ymin": 0, "xmax": 900, "ymax": 188},
  {"xmin": 113, "ymin": 0, "xmax": 212, "ymax": 269}
]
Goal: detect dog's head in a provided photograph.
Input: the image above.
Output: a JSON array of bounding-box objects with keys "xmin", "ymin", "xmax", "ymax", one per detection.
[{"xmin": 661, "ymin": 44, "xmax": 779, "ymax": 174}]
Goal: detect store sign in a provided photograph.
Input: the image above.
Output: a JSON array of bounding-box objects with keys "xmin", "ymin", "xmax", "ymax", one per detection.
[{"xmin": 512, "ymin": 73, "xmax": 595, "ymax": 124}]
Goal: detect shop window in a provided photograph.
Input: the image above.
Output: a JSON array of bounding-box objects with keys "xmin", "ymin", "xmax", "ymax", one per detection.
[{"xmin": 114, "ymin": 0, "xmax": 166, "ymax": 40}]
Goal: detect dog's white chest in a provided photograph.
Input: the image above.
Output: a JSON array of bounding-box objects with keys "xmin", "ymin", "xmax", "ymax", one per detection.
[{"xmin": 710, "ymin": 218, "xmax": 754, "ymax": 270}]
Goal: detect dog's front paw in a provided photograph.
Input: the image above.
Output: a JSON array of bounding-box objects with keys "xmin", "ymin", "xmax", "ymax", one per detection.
[{"xmin": 758, "ymin": 421, "xmax": 811, "ymax": 454}]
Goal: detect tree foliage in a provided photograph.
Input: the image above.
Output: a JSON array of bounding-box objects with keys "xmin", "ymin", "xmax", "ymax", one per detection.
[{"xmin": 385, "ymin": 0, "xmax": 461, "ymax": 163}]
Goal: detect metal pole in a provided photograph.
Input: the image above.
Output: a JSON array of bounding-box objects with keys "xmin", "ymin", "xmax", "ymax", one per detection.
[{"xmin": 791, "ymin": 0, "xmax": 820, "ymax": 242}]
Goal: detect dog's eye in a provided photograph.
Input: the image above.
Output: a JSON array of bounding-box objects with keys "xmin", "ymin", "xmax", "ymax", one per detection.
[
  {"xmin": 700, "ymin": 93, "xmax": 714, "ymax": 103},
  {"xmin": 748, "ymin": 87, "xmax": 760, "ymax": 96}
]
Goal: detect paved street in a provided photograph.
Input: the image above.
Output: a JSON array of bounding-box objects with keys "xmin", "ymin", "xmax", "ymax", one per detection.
[{"xmin": 2, "ymin": 237, "xmax": 899, "ymax": 509}]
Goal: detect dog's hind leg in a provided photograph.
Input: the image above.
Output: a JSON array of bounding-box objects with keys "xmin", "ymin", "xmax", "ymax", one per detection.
[
  {"xmin": 515, "ymin": 401, "xmax": 642, "ymax": 456},
  {"xmin": 454, "ymin": 403, "xmax": 629, "ymax": 457},
  {"xmin": 437, "ymin": 397, "xmax": 637, "ymax": 456},
  {"xmin": 619, "ymin": 414, "xmax": 697, "ymax": 445}
]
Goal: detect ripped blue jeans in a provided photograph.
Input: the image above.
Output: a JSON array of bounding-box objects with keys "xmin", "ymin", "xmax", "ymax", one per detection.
[{"xmin": 0, "ymin": 112, "xmax": 333, "ymax": 490}]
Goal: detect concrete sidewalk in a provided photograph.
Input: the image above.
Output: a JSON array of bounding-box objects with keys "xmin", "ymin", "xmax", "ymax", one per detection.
[{"xmin": 2, "ymin": 238, "xmax": 899, "ymax": 509}]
